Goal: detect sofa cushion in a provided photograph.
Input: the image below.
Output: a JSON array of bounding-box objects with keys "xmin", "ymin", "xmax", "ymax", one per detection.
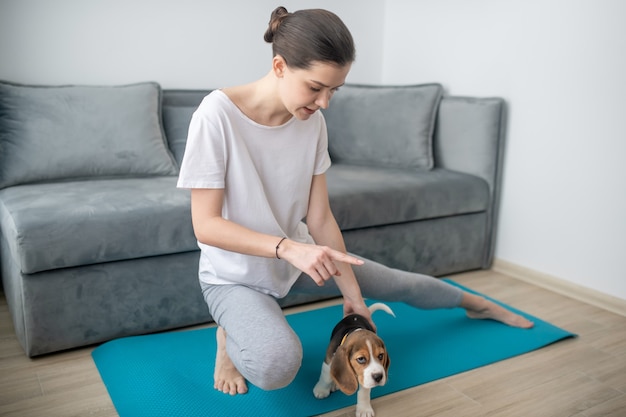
[
  {"xmin": 322, "ymin": 84, "xmax": 442, "ymax": 170},
  {"xmin": 0, "ymin": 177, "xmax": 197, "ymax": 274},
  {"xmin": 0, "ymin": 81, "xmax": 178, "ymax": 189},
  {"xmin": 326, "ymin": 165, "xmax": 489, "ymax": 231}
]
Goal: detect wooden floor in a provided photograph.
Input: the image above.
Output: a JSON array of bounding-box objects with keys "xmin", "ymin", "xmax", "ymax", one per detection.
[{"xmin": 1, "ymin": 270, "xmax": 624, "ymax": 417}]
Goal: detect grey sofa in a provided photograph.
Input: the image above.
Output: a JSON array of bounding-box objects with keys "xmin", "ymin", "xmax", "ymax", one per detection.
[{"xmin": 0, "ymin": 80, "xmax": 506, "ymax": 357}]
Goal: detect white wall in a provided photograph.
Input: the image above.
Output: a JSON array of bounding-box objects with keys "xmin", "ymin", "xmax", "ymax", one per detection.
[
  {"xmin": 0, "ymin": 0, "xmax": 383, "ymax": 87},
  {"xmin": 383, "ymin": 0, "xmax": 626, "ymax": 301}
]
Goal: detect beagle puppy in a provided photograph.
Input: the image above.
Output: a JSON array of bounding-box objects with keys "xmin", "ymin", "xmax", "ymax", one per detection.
[{"xmin": 313, "ymin": 303, "xmax": 395, "ymax": 417}]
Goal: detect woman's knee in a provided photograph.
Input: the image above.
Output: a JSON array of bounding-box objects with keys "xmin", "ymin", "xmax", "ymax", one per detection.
[{"xmin": 245, "ymin": 334, "xmax": 303, "ymax": 390}]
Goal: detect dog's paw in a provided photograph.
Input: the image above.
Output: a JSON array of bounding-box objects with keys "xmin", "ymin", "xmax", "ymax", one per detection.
[
  {"xmin": 356, "ymin": 404, "xmax": 375, "ymax": 417},
  {"xmin": 313, "ymin": 381, "xmax": 332, "ymax": 399}
]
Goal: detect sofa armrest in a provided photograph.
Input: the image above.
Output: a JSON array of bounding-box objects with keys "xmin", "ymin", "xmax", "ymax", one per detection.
[{"xmin": 433, "ymin": 96, "xmax": 507, "ymax": 268}]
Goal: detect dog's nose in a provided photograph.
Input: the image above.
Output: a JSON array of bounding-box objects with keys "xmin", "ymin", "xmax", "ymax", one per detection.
[{"xmin": 372, "ymin": 373, "xmax": 383, "ymax": 383}]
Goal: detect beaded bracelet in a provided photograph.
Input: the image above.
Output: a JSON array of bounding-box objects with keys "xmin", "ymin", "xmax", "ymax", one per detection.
[{"xmin": 275, "ymin": 237, "xmax": 287, "ymax": 259}]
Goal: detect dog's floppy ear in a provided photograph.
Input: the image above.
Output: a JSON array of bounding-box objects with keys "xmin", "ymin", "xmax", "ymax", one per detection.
[{"xmin": 330, "ymin": 344, "xmax": 359, "ymax": 395}]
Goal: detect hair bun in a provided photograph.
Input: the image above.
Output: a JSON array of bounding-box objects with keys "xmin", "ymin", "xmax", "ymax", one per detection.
[
  {"xmin": 264, "ymin": 6, "xmax": 289, "ymax": 43},
  {"xmin": 263, "ymin": 7, "xmax": 355, "ymax": 68}
]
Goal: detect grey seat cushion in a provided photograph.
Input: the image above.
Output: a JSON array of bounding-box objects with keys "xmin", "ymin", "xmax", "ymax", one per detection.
[
  {"xmin": 326, "ymin": 165, "xmax": 489, "ymax": 231},
  {"xmin": 0, "ymin": 177, "xmax": 197, "ymax": 274},
  {"xmin": 0, "ymin": 164, "xmax": 489, "ymax": 275}
]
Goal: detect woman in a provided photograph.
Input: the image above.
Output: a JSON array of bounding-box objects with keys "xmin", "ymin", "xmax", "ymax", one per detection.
[{"xmin": 177, "ymin": 6, "xmax": 533, "ymax": 396}]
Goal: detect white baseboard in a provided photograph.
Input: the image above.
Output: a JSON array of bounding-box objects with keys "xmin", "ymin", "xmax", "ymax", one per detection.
[{"xmin": 493, "ymin": 258, "xmax": 626, "ymax": 317}]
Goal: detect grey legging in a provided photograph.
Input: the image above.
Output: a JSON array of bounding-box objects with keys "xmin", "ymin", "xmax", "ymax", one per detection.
[{"xmin": 200, "ymin": 254, "xmax": 463, "ymax": 391}]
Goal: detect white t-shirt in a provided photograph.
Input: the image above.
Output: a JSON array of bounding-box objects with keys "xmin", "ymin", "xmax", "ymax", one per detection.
[{"xmin": 177, "ymin": 90, "xmax": 331, "ymax": 298}]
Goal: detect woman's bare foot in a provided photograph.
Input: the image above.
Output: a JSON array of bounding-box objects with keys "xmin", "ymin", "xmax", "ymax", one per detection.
[
  {"xmin": 214, "ymin": 326, "xmax": 248, "ymax": 395},
  {"xmin": 460, "ymin": 293, "xmax": 534, "ymax": 328}
]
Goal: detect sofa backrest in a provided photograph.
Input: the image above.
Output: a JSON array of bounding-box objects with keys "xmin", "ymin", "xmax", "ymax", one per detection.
[
  {"xmin": 161, "ymin": 89, "xmax": 211, "ymax": 167},
  {"xmin": 161, "ymin": 84, "xmax": 445, "ymax": 173}
]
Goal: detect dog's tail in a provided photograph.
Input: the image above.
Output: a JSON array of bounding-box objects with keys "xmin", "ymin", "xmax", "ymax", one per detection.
[{"xmin": 368, "ymin": 302, "xmax": 396, "ymax": 318}]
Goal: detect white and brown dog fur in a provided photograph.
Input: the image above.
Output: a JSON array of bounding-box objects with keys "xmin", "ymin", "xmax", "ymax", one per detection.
[{"xmin": 313, "ymin": 303, "xmax": 395, "ymax": 417}]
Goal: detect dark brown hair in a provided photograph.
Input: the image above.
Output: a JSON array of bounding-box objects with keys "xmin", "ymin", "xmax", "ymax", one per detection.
[{"xmin": 263, "ymin": 6, "xmax": 355, "ymax": 69}]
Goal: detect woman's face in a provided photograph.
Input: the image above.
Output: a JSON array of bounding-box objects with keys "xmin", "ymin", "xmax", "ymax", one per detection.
[{"xmin": 276, "ymin": 59, "xmax": 351, "ymax": 121}]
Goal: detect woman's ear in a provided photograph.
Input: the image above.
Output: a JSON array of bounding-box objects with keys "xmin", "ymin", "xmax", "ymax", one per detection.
[{"xmin": 272, "ymin": 55, "xmax": 287, "ymax": 78}]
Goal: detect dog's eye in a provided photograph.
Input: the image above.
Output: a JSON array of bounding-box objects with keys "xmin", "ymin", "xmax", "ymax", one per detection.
[
  {"xmin": 356, "ymin": 356, "xmax": 366, "ymax": 364},
  {"xmin": 378, "ymin": 353, "xmax": 385, "ymax": 360}
]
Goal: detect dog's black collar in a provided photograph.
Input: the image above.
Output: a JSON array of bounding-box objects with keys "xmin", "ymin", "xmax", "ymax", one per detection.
[
  {"xmin": 331, "ymin": 314, "xmax": 375, "ymax": 346},
  {"xmin": 340, "ymin": 328, "xmax": 363, "ymax": 346}
]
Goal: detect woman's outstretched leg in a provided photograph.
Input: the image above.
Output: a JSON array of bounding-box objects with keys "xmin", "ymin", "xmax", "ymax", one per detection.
[
  {"xmin": 353, "ymin": 257, "xmax": 534, "ymax": 328},
  {"xmin": 460, "ymin": 292, "xmax": 533, "ymax": 328},
  {"xmin": 291, "ymin": 254, "xmax": 533, "ymax": 328}
]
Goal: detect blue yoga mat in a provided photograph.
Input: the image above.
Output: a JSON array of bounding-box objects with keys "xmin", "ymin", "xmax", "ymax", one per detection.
[{"xmin": 92, "ymin": 280, "xmax": 575, "ymax": 417}]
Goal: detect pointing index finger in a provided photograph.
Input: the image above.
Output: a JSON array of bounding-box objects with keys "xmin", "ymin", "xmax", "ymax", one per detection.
[{"xmin": 331, "ymin": 251, "xmax": 364, "ymax": 266}]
